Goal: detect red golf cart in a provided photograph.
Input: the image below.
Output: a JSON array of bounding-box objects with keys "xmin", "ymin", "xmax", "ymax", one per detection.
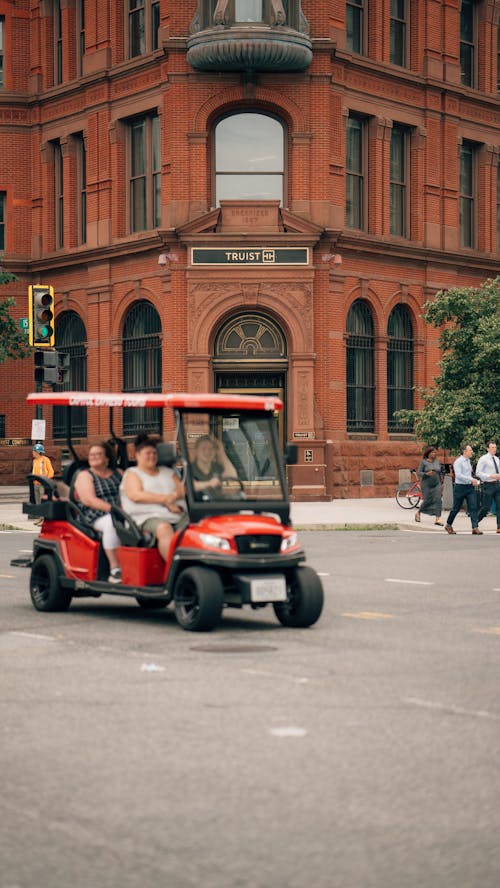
[{"xmin": 23, "ymin": 391, "xmax": 324, "ymax": 631}]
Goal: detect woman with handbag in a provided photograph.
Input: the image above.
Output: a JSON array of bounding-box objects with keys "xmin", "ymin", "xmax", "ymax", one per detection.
[{"xmin": 415, "ymin": 446, "xmax": 444, "ymax": 526}]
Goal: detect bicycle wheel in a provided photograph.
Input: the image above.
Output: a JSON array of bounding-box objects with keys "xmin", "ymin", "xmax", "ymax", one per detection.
[{"xmin": 396, "ymin": 486, "xmax": 420, "ymax": 509}]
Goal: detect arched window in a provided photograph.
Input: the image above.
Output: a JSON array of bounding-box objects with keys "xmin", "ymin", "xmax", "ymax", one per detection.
[
  {"xmin": 214, "ymin": 113, "xmax": 285, "ymax": 206},
  {"xmin": 387, "ymin": 304, "xmax": 414, "ymax": 432},
  {"xmin": 122, "ymin": 300, "xmax": 162, "ymax": 435},
  {"xmin": 53, "ymin": 311, "xmax": 87, "ymax": 438},
  {"xmin": 346, "ymin": 299, "xmax": 375, "ymax": 433}
]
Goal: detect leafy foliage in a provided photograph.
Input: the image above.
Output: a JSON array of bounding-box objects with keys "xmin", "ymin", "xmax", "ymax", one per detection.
[
  {"xmin": 397, "ymin": 277, "xmax": 500, "ymax": 452},
  {"xmin": 0, "ymin": 270, "xmax": 31, "ymax": 363}
]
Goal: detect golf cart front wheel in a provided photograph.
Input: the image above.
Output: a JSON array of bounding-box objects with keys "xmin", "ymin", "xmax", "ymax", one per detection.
[
  {"xmin": 174, "ymin": 567, "xmax": 224, "ymax": 631},
  {"xmin": 274, "ymin": 566, "xmax": 324, "ymax": 628}
]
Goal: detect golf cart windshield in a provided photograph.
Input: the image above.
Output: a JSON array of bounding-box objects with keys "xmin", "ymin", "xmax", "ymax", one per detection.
[{"xmin": 181, "ymin": 408, "xmax": 287, "ymax": 514}]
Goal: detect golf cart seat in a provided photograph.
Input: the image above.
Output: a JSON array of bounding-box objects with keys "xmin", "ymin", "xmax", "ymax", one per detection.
[{"xmin": 110, "ymin": 505, "xmax": 155, "ymax": 548}]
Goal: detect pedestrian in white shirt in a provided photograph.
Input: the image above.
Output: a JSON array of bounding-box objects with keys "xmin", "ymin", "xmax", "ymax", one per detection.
[
  {"xmin": 445, "ymin": 444, "xmax": 482, "ymax": 535},
  {"xmin": 476, "ymin": 441, "xmax": 500, "ymax": 533}
]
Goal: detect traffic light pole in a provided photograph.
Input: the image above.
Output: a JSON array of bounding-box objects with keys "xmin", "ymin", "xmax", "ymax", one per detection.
[{"xmin": 35, "ymin": 350, "xmax": 43, "ymax": 420}]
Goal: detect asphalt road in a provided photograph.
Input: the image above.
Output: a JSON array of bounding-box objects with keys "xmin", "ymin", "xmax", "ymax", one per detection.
[{"xmin": 1, "ymin": 528, "xmax": 500, "ymax": 888}]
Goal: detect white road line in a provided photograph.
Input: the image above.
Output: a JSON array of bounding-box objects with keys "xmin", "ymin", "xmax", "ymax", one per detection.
[
  {"xmin": 404, "ymin": 697, "xmax": 500, "ymax": 721},
  {"xmin": 242, "ymin": 668, "xmax": 309, "ymax": 684},
  {"xmin": 270, "ymin": 726, "xmax": 308, "ymax": 737},
  {"xmin": 10, "ymin": 631, "xmax": 55, "ymax": 641},
  {"xmin": 385, "ymin": 578, "xmax": 434, "ymax": 586}
]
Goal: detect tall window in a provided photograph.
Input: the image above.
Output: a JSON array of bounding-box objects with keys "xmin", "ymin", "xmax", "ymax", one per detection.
[
  {"xmin": 53, "ymin": 312, "xmax": 87, "ymax": 439},
  {"xmin": 0, "ymin": 192, "xmax": 5, "ymax": 251},
  {"xmin": 123, "ymin": 301, "xmax": 162, "ymax": 436},
  {"xmin": 77, "ymin": 0, "xmax": 85, "ymax": 76},
  {"xmin": 129, "ymin": 114, "xmax": 161, "ymax": 232},
  {"xmin": 497, "ymin": 17, "xmax": 500, "ymax": 92},
  {"xmin": 390, "ymin": 0, "xmax": 406, "ymax": 67},
  {"xmin": 215, "ymin": 113, "xmax": 285, "ymax": 205},
  {"xmin": 390, "ymin": 125, "xmax": 408, "ymax": 237},
  {"xmin": 346, "ymin": 300, "xmax": 375, "ymax": 433},
  {"xmin": 459, "ymin": 141, "xmax": 475, "ymax": 248},
  {"xmin": 54, "ymin": 0, "xmax": 63, "ymax": 85},
  {"xmin": 0, "ymin": 17, "xmax": 4, "ymax": 88},
  {"xmin": 54, "ymin": 141, "xmax": 64, "ymax": 248},
  {"xmin": 346, "ymin": 116, "xmax": 364, "ymax": 229},
  {"xmin": 460, "ymin": 0, "xmax": 474, "ymax": 87},
  {"xmin": 76, "ymin": 134, "xmax": 86, "ymax": 245},
  {"xmin": 346, "ymin": 0, "xmax": 364, "ymax": 54},
  {"xmin": 387, "ymin": 305, "xmax": 414, "ymax": 432},
  {"xmin": 128, "ymin": 0, "xmax": 160, "ymax": 57},
  {"xmin": 195, "ymin": 1, "xmax": 303, "ymax": 29},
  {"xmin": 497, "ymin": 157, "xmax": 500, "ymax": 253}
]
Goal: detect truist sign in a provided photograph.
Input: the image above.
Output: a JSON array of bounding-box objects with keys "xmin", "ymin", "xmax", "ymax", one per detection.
[{"xmin": 191, "ymin": 247, "xmax": 309, "ymax": 266}]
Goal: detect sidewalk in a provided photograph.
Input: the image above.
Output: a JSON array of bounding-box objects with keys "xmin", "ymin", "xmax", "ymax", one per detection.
[{"xmin": 0, "ymin": 486, "xmax": 497, "ymax": 533}]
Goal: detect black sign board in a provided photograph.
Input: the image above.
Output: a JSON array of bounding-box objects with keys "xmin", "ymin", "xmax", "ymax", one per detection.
[{"xmin": 191, "ymin": 247, "xmax": 309, "ymax": 266}]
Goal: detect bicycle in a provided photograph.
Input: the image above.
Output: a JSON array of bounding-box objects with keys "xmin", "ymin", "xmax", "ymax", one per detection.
[{"xmin": 395, "ymin": 470, "xmax": 423, "ymax": 509}]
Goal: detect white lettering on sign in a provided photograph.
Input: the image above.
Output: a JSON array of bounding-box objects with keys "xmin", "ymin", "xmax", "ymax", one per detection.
[{"xmin": 224, "ymin": 251, "xmax": 262, "ymax": 262}]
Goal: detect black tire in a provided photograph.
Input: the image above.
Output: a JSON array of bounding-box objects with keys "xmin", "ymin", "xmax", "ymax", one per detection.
[
  {"xmin": 135, "ymin": 596, "xmax": 168, "ymax": 610},
  {"xmin": 174, "ymin": 567, "xmax": 224, "ymax": 631},
  {"xmin": 30, "ymin": 554, "xmax": 72, "ymax": 612},
  {"xmin": 273, "ymin": 566, "xmax": 324, "ymax": 628},
  {"xmin": 396, "ymin": 487, "xmax": 420, "ymax": 509}
]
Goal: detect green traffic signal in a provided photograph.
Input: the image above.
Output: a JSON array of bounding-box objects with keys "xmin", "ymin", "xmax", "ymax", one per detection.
[{"xmin": 28, "ymin": 285, "xmax": 55, "ymax": 347}]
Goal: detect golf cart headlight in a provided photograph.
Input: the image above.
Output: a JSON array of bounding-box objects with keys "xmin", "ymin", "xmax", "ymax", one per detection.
[
  {"xmin": 281, "ymin": 532, "xmax": 298, "ymax": 552},
  {"xmin": 199, "ymin": 533, "xmax": 231, "ymax": 551}
]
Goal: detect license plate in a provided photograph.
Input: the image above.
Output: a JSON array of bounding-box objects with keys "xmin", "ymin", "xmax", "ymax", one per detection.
[{"xmin": 250, "ymin": 576, "xmax": 287, "ymax": 603}]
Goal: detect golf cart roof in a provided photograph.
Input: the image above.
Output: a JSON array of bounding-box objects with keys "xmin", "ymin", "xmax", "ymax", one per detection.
[{"xmin": 26, "ymin": 391, "xmax": 283, "ymax": 412}]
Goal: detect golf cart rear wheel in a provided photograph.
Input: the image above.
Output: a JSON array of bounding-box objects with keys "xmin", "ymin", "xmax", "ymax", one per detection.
[
  {"xmin": 174, "ymin": 567, "xmax": 224, "ymax": 631},
  {"xmin": 273, "ymin": 566, "xmax": 323, "ymax": 628},
  {"xmin": 30, "ymin": 554, "xmax": 72, "ymax": 612}
]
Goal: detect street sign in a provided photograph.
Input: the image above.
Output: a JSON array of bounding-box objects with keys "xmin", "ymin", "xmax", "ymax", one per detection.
[
  {"xmin": 31, "ymin": 419, "xmax": 46, "ymax": 440},
  {"xmin": 19, "ymin": 317, "xmax": 29, "ymax": 331}
]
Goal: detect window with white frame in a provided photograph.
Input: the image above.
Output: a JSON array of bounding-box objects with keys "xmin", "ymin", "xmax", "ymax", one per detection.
[
  {"xmin": 128, "ymin": 0, "xmax": 160, "ymax": 57},
  {"xmin": 459, "ymin": 141, "xmax": 476, "ymax": 248},
  {"xmin": 460, "ymin": 0, "xmax": 475, "ymax": 87},
  {"xmin": 346, "ymin": 0, "xmax": 364, "ymax": 54},
  {"xmin": 346, "ymin": 115, "xmax": 365, "ymax": 230},
  {"xmin": 214, "ymin": 113, "xmax": 285, "ymax": 206},
  {"xmin": 390, "ymin": 124, "xmax": 408, "ymax": 237},
  {"xmin": 390, "ymin": 0, "xmax": 407, "ymax": 67},
  {"xmin": 129, "ymin": 113, "xmax": 161, "ymax": 232}
]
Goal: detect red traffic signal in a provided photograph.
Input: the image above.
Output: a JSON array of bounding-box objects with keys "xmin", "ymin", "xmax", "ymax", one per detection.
[{"xmin": 29, "ymin": 285, "xmax": 55, "ymax": 347}]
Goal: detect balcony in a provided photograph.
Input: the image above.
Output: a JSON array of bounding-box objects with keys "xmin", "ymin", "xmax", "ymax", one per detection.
[{"xmin": 187, "ymin": 1, "xmax": 312, "ymax": 73}]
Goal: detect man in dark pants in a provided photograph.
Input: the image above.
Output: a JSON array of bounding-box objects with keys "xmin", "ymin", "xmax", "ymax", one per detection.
[
  {"xmin": 476, "ymin": 441, "xmax": 500, "ymax": 533},
  {"xmin": 445, "ymin": 444, "xmax": 482, "ymax": 535}
]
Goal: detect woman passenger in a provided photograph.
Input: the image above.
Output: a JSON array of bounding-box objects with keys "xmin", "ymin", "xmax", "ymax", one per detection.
[
  {"xmin": 119, "ymin": 434, "xmax": 185, "ymax": 560},
  {"xmin": 73, "ymin": 442, "xmax": 123, "ymax": 582}
]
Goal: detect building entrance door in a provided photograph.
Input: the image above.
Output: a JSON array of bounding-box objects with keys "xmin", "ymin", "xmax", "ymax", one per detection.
[{"xmin": 213, "ymin": 313, "xmax": 288, "ymax": 450}]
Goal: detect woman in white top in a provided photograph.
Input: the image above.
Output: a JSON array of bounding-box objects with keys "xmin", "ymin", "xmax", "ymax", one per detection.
[{"xmin": 120, "ymin": 434, "xmax": 185, "ymax": 560}]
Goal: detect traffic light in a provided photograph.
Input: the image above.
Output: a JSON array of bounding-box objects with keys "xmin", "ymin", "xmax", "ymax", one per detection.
[
  {"xmin": 57, "ymin": 351, "xmax": 70, "ymax": 385},
  {"xmin": 28, "ymin": 285, "xmax": 55, "ymax": 347},
  {"xmin": 34, "ymin": 350, "xmax": 58, "ymax": 385}
]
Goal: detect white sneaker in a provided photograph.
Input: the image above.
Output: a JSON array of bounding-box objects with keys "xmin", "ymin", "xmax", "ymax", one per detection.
[{"xmin": 108, "ymin": 568, "xmax": 122, "ymax": 584}]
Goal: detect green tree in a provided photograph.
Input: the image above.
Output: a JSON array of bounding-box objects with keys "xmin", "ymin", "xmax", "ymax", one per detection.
[
  {"xmin": 397, "ymin": 277, "xmax": 500, "ymax": 453},
  {"xmin": 0, "ymin": 271, "xmax": 31, "ymax": 363}
]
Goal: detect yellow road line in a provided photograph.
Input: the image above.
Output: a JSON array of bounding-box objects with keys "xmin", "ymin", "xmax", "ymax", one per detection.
[{"xmin": 342, "ymin": 611, "xmax": 395, "ymax": 620}]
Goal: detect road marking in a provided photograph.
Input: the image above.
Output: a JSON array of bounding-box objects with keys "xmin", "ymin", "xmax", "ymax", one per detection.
[
  {"xmin": 10, "ymin": 631, "xmax": 55, "ymax": 641},
  {"xmin": 342, "ymin": 611, "xmax": 395, "ymax": 620},
  {"xmin": 0, "ymin": 573, "xmax": 15, "ymax": 578},
  {"xmin": 317, "ymin": 572, "xmax": 330, "ymax": 577},
  {"xmin": 404, "ymin": 697, "xmax": 500, "ymax": 721},
  {"xmin": 242, "ymin": 668, "xmax": 309, "ymax": 684},
  {"xmin": 476, "ymin": 627, "xmax": 500, "ymax": 636},
  {"xmin": 270, "ymin": 726, "xmax": 307, "ymax": 738},
  {"xmin": 385, "ymin": 578, "xmax": 434, "ymax": 586}
]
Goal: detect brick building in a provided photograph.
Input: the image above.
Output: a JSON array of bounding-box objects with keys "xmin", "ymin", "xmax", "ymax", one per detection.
[{"xmin": 0, "ymin": 0, "xmax": 499, "ymax": 497}]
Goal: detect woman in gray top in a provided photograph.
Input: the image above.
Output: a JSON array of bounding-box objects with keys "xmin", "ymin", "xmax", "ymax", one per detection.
[
  {"xmin": 415, "ymin": 446, "xmax": 443, "ymax": 525},
  {"xmin": 120, "ymin": 434, "xmax": 185, "ymax": 560}
]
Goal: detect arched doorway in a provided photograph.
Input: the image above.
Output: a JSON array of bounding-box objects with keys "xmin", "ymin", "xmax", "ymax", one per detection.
[{"xmin": 213, "ymin": 312, "xmax": 288, "ymax": 447}]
